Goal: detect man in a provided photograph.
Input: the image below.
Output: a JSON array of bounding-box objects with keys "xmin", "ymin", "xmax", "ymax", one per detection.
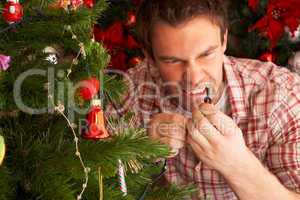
[{"xmin": 106, "ymin": 0, "xmax": 300, "ymax": 199}]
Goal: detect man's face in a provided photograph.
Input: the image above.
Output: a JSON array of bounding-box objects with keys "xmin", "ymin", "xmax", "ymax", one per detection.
[{"xmin": 148, "ymin": 17, "xmax": 227, "ymax": 111}]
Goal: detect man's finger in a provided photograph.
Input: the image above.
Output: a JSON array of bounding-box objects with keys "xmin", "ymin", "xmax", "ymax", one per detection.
[
  {"xmin": 187, "ymin": 120, "xmax": 211, "ymax": 150},
  {"xmin": 199, "ymin": 103, "xmax": 240, "ymax": 136},
  {"xmin": 160, "ymin": 137, "xmax": 185, "ymax": 149},
  {"xmin": 187, "ymin": 135, "xmax": 205, "ymax": 155},
  {"xmin": 148, "ymin": 113, "xmax": 187, "ymax": 140},
  {"xmin": 191, "ymin": 110, "xmax": 223, "ymax": 144},
  {"xmin": 147, "ymin": 121, "xmax": 161, "ymax": 140},
  {"xmin": 148, "ymin": 121, "xmax": 186, "ymax": 141},
  {"xmin": 198, "ymin": 103, "xmax": 218, "ymax": 116},
  {"xmin": 156, "ymin": 122, "xmax": 186, "ymax": 140},
  {"xmin": 150, "ymin": 113, "xmax": 187, "ymax": 124}
]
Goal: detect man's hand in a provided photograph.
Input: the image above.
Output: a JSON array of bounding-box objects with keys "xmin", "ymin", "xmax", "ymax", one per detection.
[
  {"xmin": 148, "ymin": 113, "xmax": 187, "ymax": 157},
  {"xmin": 186, "ymin": 103, "xmax": 300, "ymax": 200},
  {"xmin": 187, "ymin": 103, "xmax": 254, "ymax": 175}
]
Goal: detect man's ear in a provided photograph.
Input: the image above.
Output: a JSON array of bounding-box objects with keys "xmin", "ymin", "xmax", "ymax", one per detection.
[
  {"xmin": 221, "ymin": 29, "xmax": 228, "ymax": 53},
  {"xmin": 142, "ymin": 49, "xmax": 155, "ymax": 66}
]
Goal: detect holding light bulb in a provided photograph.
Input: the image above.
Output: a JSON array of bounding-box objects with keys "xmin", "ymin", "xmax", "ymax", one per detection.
[{"xmin": 204, "ymin": 87, "xmax": 212, "ymax": 104}]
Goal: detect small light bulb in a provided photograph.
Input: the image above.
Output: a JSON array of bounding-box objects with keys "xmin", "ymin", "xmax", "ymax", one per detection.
[{"xmin": 204, "ymin": 87, "xmax": 212, "ymax": 104}]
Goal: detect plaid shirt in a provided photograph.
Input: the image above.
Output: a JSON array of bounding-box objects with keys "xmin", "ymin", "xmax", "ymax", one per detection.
[{"xmin": 106, "ymin": 55, "xmax": 300, "ymax": 199}]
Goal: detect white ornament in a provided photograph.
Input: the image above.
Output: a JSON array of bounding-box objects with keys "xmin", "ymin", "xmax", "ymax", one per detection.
[
  {"xmin": 7, "ymin": 0, "xmax": 19, "ymax": 3},
  {"xmin": 43, "ymin": 46, "xmax": 62, "ymax": 65},
  {"xmin": 45, "ymin": 54, "xmax": 58, "ymax": 64},
  {"xmin": 43, "ymin": 46, "xmax": 59, "ymax": 55},
  {"xmin": 118, "ymin": 159, "xmax": 127, "ymax": 196},
  {"xmin": 9, "ymin": 5, "xmax": 16, "ymax": 14},
  {"xmin": 289, "ymin": 51, "xmax": 300, "ymax": 74}
]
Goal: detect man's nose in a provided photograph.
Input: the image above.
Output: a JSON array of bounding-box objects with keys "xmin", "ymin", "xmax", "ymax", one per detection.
[{"xmin": 182, "ymin": 62, "xmax": 205, "ymax": 89}]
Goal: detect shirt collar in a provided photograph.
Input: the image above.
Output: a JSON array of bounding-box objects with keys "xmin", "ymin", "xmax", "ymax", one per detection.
[{"xmin": 223, "ymin": 55, "xmax": 249, "ymax": 120}]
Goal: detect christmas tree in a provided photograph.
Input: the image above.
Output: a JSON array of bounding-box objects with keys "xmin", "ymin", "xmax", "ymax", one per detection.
[{"xmin": 0, "ymin": 0, "xmax": 196, "ymax": 199}]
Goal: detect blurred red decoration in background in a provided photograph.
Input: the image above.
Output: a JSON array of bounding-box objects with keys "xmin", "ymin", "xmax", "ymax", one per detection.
[
  {"xmin": 248, "ymin": 0, "xmax": 259, "ymax": 11},
  {"xmin": 94, "ymin": 16, "xmax": 141, "ymax": 71},
  {"xmin": 83, "ymin": 0, "xmax": 94, "ymax": 8},
  {"xmin": 125, "ymin": 11, "xmax": 136, "ymax": 27},
  {"xmin": 249, "ymin": 0, "xmax": 300, "ymax": 48},
  {"xmin": 109, "ymin": 50, "xmax": 127, "ymax": 71},
  {"xmin": 259, "ymin": 51, "xmax": 277, "ymax": 62},
  {"xmin": 128, "ymin": 56, "xmax": 142, "ymax": 68}
]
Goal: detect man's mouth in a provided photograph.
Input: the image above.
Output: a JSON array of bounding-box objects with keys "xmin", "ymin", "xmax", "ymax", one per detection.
[{"xmin": 182, "ymin": 87, "xmax": 206, "ymax": 96}]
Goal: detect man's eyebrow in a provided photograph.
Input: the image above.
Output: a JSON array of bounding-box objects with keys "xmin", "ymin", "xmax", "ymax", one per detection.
[
  {"xmin": 157, "ymin": 45, "xmax": 219, "ymax": 61},
  {"xmin": 197, "ymin": 45, "xmax": 219, "ymax": 57},
  {"xmin": 158, "ymin": 56, "xmax": 183, "ymax": 61}
]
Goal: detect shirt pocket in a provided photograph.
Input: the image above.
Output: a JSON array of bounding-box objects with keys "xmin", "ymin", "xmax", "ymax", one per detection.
[
  {"xmin": 237, "ymin": 115, "xmax": 269, "ymax": 143},
  {"xmin": 237, "ymin": 115, "xmax": 270, "ymax": 162}
]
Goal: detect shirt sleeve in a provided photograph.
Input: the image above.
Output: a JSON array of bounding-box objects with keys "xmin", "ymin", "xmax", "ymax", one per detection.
[{"xmin": 266, "ymin": 92, "xmax": 300, "ymax": 193}]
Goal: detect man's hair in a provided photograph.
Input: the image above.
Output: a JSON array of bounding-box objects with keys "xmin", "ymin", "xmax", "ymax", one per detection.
[{"xmin": 136, "ymin": 0, "xmax": 229, "ymax": 58}]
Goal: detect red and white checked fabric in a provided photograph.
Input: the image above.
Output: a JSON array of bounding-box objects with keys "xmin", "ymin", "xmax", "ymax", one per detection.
[{"xmin": 105, "ymin": 55, "xmax": 300, "ymax": 199}]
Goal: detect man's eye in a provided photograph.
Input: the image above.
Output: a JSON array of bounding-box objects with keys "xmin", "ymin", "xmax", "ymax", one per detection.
[
  {"xmin": 164, "ymin": 60, "xmax": 180, "ymax": 64},
  {"xmin": 204, "ymin": 52, "xmax": 216, "ymax": 59}
]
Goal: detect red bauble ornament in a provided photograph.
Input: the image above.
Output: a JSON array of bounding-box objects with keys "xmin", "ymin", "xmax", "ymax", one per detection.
[
  {"xmin": 83, "ymin": 0, "xmax": 94, "ymax": 8},
  {"xmin": 79, "ymin": 77, "xmax": 100, "ymax": 101},
  {"xmin": 2, "ymin": 1, "xmax": 23, "ymax": 24},
  {"xmin": 82, "ymin": 99, "xmax": 110, "ymax": 140},
  {"xmin": 259, "ymin": 51, "xmax": 277, "ymax": 62},
  {"xmin": 125, "ymin": 11, "xmax": 136, "ymax": 27}
]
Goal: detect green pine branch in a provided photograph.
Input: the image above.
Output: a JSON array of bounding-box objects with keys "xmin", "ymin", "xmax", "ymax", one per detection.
[{"xmin": 0, "ymin": 167, "xmax": 14, "ymax": 200}]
